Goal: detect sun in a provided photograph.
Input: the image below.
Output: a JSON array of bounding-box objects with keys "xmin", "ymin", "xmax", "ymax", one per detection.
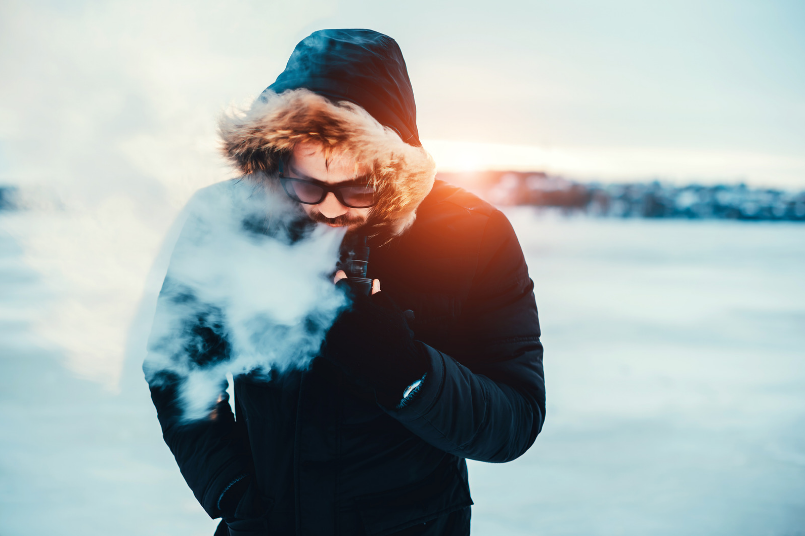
[{"xmin": 424, "ymin": 140, "xmax": 487, "ymax": 172}]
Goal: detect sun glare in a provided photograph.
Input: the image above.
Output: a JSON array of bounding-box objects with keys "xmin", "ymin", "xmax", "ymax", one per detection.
[
  {"xmin": 454, "ymin": 151, "xmax": 482, "ymax": 172},
  {"xmin": 422, "ymin": 140, "xmax": 805, "ymax": 188},
  {"xmin": 424, "ymin": 140, "xmax": 552, "ymax": 174}
]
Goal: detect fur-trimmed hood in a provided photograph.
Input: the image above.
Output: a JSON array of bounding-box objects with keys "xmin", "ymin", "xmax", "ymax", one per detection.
[
  {"xmin": 218, "ymin": 30, "xmax": 436, "ymax": 239},
  {"xmin": 219, "ymin": 89, "xmax": 436, "ymax": 238}
]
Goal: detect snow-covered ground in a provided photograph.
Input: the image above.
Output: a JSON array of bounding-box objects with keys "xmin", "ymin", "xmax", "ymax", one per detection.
[{"xmin": 1, "ymin": 210, "xmax": 804, "ymax": 535}]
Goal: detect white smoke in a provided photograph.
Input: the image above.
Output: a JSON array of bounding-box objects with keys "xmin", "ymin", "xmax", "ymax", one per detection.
[{"xmin": 142, "ymin": 179, "xmax": 347, "ymax": 420}]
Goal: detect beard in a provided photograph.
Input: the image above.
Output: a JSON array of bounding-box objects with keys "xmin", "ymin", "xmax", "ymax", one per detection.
[{"xmin": 306, "ymin": 209, "xmax": 367, "ymax": 228}]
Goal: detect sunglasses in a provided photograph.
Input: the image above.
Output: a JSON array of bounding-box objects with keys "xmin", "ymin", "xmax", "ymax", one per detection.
[{"xmin": 277, "ymin": 159, "xmax": 377, "ymax": 208}]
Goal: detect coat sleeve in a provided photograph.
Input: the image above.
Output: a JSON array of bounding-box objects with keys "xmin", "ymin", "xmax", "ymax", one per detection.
[
  {"xmin": 386, "ymin": 209, "xmax": 546, "ymax": 463},
  {"xmin": 143, "ymin": 195, "xmax": 258, "ymax": 520},
  {"xmin": 148, "ymin": 372, "xmax": 255, "ymax": 518}
]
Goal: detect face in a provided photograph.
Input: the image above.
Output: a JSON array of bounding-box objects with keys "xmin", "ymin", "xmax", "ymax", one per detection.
[{"xmin": 286, "ymin": 143, "xmax": 372, "ymax": 230}]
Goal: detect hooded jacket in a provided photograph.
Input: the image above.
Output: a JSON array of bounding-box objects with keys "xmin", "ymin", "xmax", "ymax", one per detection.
[{"xmin": 146, "ymin": 29, "xmax": 545, "ymax": 536}]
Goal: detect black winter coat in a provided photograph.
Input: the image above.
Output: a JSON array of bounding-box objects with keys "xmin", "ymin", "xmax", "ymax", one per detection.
[{"xmin": 148, "ymin": 180, "xmax": 545, "ymax": 536}]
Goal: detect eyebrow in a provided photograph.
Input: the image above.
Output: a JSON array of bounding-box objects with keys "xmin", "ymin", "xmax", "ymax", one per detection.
[{"xmin": 287, "ymin": 163, "xmax": 372, "ymax": 186}]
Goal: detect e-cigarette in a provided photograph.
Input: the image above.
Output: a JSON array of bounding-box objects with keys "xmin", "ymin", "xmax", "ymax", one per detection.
[{"xmin": 338, "ymin": 234, "xmax": 372, "ymax": 296}]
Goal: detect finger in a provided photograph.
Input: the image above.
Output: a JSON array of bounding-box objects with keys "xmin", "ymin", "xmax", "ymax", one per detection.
[
  {"xmin": 372, "ymin": 279, "xmax": 381, "ymax": 294},
  {"xmin": 334, "ymin": 270, "xmax": 347, "ymax": 284}
]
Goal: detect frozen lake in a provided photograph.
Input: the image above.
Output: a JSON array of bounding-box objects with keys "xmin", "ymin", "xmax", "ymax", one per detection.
[{"xmin": 1, "ymin": 210, "xmax": 804, "ymax": 535}]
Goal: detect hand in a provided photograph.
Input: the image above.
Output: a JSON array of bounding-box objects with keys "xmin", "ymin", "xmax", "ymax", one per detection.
[
  {"xmin": 333, "ymin": 269, "xmax": 381, "ymax": 294},
  {"xmin": 322, "ymin": 277, "xmax": 428, "ymax": 407}
]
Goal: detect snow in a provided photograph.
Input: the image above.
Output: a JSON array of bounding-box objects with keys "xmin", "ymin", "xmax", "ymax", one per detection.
[{"xmin": 1, "ymin": 211, "xmax": 804, "ymax": 535}]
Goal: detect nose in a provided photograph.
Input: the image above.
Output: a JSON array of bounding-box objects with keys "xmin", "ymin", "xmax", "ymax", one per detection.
[{"xmin": 316, "ymin": 192, "xmax": 348, "ymax": 218}]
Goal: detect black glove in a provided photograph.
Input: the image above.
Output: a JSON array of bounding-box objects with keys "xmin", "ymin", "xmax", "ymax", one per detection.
[{"xmin": 321, "ymin": 282, "xmax": 429, "ymax": 407}]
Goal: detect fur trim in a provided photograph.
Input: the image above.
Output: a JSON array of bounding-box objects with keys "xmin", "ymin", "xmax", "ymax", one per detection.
[{"xmin": 218, "ymin": 89, "xmax": 436, "ymax": 238}]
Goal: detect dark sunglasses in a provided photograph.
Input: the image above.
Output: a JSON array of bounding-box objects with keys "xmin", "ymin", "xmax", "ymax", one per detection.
[{"xmin": 277, "ymin": 159, "xmax": 377, "ymax": 208}]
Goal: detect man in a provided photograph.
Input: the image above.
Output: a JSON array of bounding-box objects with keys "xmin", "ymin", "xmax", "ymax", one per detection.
[{"xmin": 146, "ymin": 29, "xmax": 545, "ymax": 536}]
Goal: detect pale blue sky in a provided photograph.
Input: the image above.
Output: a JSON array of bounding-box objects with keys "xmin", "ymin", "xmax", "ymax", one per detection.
[{"xmin": 1, "ymin": 0, "xmax": 804, "ymax": 186}]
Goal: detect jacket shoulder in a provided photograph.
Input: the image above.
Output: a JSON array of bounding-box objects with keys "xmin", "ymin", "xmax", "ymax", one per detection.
[
  {"xmin": 371, "ymin": 180, "xmax": 524, "ymax": 300},
  {"xmin": 416, "ymin": 180, "xmax": 497, "ymax": 219},
  {"xmin": 407, "ymin": 180, "xmax": 519, "ymax": 256}
]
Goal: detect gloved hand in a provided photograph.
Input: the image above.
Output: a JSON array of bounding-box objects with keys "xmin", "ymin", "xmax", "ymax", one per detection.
[{"xmin": 321, "ymin": 282, "xmax": 429, "ymax": 408}]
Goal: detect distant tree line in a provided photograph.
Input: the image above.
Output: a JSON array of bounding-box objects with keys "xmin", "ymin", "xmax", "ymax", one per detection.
[
  {"xmin": 0, "ymin": 186, "xmax": 16, "ymax": 211},
  {"xmin": 437, "ymin": 171, "xmax": 805, "ymax": 222}
]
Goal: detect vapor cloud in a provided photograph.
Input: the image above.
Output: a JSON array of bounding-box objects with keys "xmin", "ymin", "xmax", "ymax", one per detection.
[{"xmin": 143, "ymin": 179, "xmax": 346, "ymax": 420}]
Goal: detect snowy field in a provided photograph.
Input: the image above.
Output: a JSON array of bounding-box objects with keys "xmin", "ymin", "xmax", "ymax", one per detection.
[{"xmin": 1, "ymin": 210, "xmax": 804, "ymax": 536}]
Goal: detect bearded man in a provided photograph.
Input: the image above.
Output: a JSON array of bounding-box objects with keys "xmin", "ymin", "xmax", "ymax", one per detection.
[{"xmin": 145, "ymin": 29, "xmax": 545, "ymax": 536}]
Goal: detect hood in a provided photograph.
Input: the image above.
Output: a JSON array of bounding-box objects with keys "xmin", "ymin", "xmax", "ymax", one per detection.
[{"xmin": 219, "ymin": 29, "xmax": 436, "ymax": 238}]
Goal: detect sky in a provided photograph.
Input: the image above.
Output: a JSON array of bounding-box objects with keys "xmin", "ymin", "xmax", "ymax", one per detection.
[{"xmin": 1, "ymin": 0, "xmax": 804, "ymax": 189}]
